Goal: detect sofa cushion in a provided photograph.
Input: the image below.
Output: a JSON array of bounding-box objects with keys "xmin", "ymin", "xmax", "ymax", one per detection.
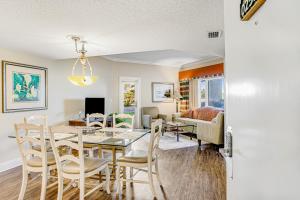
[
  {"xmin": 181, "ymin": 110, "xmax": 193, "ymax": 118},
  {"xmin": 196, "ymin": 107, "xmax": 221, "ymax": 121},
  {"xmin": 177, "ymin": 117, "xmax": 202, "ymax": 126}
]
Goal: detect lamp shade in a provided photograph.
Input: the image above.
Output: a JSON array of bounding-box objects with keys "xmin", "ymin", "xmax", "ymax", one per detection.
[
  {"xmin": 68, "ymin": 75, "xmax": 97, "ymax": 87},
  {"xmin": 67, "ymin": 37, "xmax": 97, "ymax": 87}
]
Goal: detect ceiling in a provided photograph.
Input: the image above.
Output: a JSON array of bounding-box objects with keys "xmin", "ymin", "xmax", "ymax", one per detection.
[{"xmin": 0, "ymin": 0, "xmax": 224, "ymax": 67}]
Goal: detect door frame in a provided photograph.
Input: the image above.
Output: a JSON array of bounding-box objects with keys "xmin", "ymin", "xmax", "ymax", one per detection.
[{"xmin": 119, "ymin": 76, "xmax": 141, "ymax": 128}]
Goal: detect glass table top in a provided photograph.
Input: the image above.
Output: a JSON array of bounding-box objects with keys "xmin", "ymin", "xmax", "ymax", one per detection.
[
  {"xmin": 69, "ymin": 128, "xmax": 150, "ymax": 147},
  {"xmin": 9, "ymin": 127, "xmax": 150, "ymax": 148}
]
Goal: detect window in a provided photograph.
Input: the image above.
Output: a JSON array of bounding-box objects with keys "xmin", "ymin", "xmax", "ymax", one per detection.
[
  {"xmin": 208, "ymin": 78, "xmax": 224, "ymax": 108},
  {"xmin": 198, "ymin": 77, "xmax": 224, "ymax": 109}
]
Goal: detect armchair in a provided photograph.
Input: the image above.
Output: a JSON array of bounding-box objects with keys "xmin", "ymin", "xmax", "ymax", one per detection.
[{"xmin": 141, "ymin": 107, "xmax": 167, "ymax": 129}]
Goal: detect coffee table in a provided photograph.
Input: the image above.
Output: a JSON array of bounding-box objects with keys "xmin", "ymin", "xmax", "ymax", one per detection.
[{"xmin": 163, "ymin": 121, "xmax": 195, "ymax": 142}]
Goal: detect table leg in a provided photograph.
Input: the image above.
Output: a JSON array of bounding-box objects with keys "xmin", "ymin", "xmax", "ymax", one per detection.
[
  {"xmin": 98, "ymin": 145, "xmax": 102, "ymax": 159},
  {"xmin": 112, "ymin": 147, "xmax": 116, "ymax": 179},
  {"xmin": 98, "ymin": 145, "xmax": 103, "ymax": 183},
  {"xmin": 191, "ymin": 125, "xmax": 195, "ymax": 140},
  {"xmin": 177, "ymin": 125, "xmax": 179, "ymax": 142},
  {"xmin": 122, "ymin": 148, "xmax": 126, "ymax": 188}
]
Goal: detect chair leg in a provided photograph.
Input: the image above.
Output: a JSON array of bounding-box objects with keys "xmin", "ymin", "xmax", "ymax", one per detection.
[
  {"xmin": 155, "ymin": 160, "xmax": 163, "ymax": 187},
  {"xmin": 57, "ymin": 176, "xmax": 64, "ymax": 200},
  {"xmin": 18, "ymin": 168, "xmax": 28, "ymax": 200},
  {"xmin": 148, "ymin": 165, "xmax": 157, "ymax": 198},
  {"xmin": 79, "ymin": 177, "xmax": 85, "ymax": 200},
  {"xmin": 40, "ymin": 168, "xmax": 48, "ymax": 200},
  {"xmin": 116, "ymin": 165, "xmax": 121, "ymax": 194},
  {"xmin": 130, "ymin": 167, "xmax": 133, "ymax": 179},
  {"xmin": 105, "ymin": 166, "xmax": 111, "ymax": 194},
  {"xmin": 198, "ymin": 139, "xmax": 201, "ymax": 147},
  {"xmin": 89, "ymin": 149, "xmax": 93, "ymax": 158}
]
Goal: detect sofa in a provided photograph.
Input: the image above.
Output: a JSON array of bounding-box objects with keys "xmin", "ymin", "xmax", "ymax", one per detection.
[
  {"xmin": 172, "ymin": 107, "xmax": 224, "ymax": 147},
  {"xmin": 141, "ymin": 107, "xmax": 167, "ymax": 129}
]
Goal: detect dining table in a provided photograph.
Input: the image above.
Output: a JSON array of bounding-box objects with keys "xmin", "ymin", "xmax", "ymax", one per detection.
[
  {"xmin": 68, "ymin": 127, "xmax": 150, "ymax": 181},
  {"xmin": 9, "ymin": 126, "xmax": 150, "ymax": 183}
]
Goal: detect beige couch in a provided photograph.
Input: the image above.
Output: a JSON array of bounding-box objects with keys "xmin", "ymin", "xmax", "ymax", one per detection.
[{"xmin": 172, "ymin": 107, "xmax": 224, "ymax": 147}]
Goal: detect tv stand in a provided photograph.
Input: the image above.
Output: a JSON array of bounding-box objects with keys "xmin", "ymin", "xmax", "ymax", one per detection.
[
  {"xmin": 69, "ymin": 116, "xmax": 113, "ymax": 127},
  {"xmin": 69, "ymin": 119, "xmax": 86, "ymax": 126}
]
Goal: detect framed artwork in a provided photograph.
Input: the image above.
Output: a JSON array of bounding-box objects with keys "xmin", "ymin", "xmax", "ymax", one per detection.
[
  {"xmin": 2, "ymin": 61, "xmax": 48, "ymax": 113},
  {"xmin": 152, "ymin": 82, "xmax": 174, "ymax": 103}
]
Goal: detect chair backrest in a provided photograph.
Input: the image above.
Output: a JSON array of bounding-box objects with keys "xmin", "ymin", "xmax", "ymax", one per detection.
[
  {"xmin": 113, "ymin": 113, "xmax": 134, "ymax": 129},
  {"xmin": 86, "ymin": 113, "xmax": 106, "ymax": 128},
  {"xmin": 49, "ymin": 126, "xmax": 84, "ymax": 176},
  {"xmin": 148, "ymin": 119, "xmax": 162, "ymax": 162},
  {"xmin": 24, "ymin": 115, "xmax": 48, "ymax": 133},
  {"xmin": 15, "ymin": 123, "xmax": 46, "ymax": 168}
]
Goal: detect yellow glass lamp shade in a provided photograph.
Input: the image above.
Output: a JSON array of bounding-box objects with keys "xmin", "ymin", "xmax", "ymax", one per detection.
[
  {"xmin": 68, "ymin": 52, "xmax": 97, "ymax": 87},
  {"xmin": 68, "ymin": 75, "xmax": 97, "ymax": 87}
]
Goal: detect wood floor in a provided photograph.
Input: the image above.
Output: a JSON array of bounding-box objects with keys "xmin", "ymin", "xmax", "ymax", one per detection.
[{"xmin": 0, "ymin": 145, "xmax": 226, "ymax": 200}]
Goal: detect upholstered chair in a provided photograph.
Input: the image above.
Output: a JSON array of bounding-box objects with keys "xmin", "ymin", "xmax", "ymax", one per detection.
[{"xmin": 141, "ymin": 107, "xmax": 167, "ymax": 129}]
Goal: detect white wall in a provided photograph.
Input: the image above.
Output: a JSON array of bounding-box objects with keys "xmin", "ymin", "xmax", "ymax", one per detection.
[
  {"xmin": 56, "ymin": 56, "xmax": 179, "ymax": 120},
  {"xmin": 0, "ymin": 48, "xmax": 54, "ymax": 170},
  {"xmin": 225, "ymin": 1, "xmax": 300, "ymax": 200},
  {"xmin": 0, "ymin": 49, "xmax": 178, "ymax": 171}
]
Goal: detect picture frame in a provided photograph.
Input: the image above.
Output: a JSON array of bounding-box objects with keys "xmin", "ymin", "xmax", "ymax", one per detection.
[
  {"xmin": 152, "ymin": 82, "xmax": 174, "ymax": 103},
  {"xmin": 2, "ymin": 61, "xmax": 48, "ymax": 113}
]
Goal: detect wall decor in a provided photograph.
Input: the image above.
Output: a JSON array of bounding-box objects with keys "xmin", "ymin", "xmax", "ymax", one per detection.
[
  {"xmin": 2, "ymin": 61, "xmax": 48, "ymax": 113},
  {"xmin": 240, "ymin": 0, "xmax": 266, "ymax": 21},
  {"xmin": 152, "ymin": 82, "xmax": 174, "ymax": 103}
]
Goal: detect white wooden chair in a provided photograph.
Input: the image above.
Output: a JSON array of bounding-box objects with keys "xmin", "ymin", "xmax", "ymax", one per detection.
[
  {"xmin": 111, "ymin": 113, "xmax": 135, "ymax": 159},
  {"xmin": 49, "ymin": 125, "xmax": 110, "ymax": 200},
  {"xmin": 85, "ymin": 113, "xmax": 106, "ymax": 158},
  {"xmin": 116, "ymin": 119, "xmax": 163, "ymax": 198},
  {"xmin": 15, "ymin": 123, "xmax": 57, "ymax": 200},
  {"xmin": 24, "ymin": 115, "xmax": 48, "ymax": 128},
  {"xmin": 86, "ymin": 113, "xmax": 106, "ymax": 128},
  {"xmin": 24, "ymin": 115, "xmax": 51, "ymax": 152},
  {"xmin": 113, "ymin": 113, "xmax": 134, "ymax": 129}
]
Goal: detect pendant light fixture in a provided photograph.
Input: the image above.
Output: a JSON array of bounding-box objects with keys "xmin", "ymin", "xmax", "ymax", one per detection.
[{"xmin": 68, "ymin": 36, "xmax": 97, "ymax": 87}]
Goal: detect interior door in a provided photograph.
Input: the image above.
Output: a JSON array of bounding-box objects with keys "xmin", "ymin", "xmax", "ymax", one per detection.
[
  {"xmin": 224, "ymin": 1, "xmax": 300, "ymax": 199},
  {"xmin": 119, "ymin": 77, "xmax": 141, "ymax": 128}
]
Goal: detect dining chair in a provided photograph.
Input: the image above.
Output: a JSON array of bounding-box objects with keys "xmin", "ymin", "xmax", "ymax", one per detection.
[
  {"xmin": 113, "ymin": 113, "xmax": 134, "ymax": 129},
  {"xmin": 24, "ymin": 115, "xmax": 51, "ymax": 152},
  {"xmin": 49, "ymin": 125, "xmax": 110, "ymax": 200},
  {"xmin": 85, "ymin": 113, "xmax": 106, "ymax": 158},
  {"xmin": 86, "ymin": 113, "xmax": 106, "ymax": 128},
  {"xmin": 116, "ymin": 119, "xmax": 163, "ymax": 198},
  {"xmin": 15, "ymin": 123, "xmax": 57, "ymax": 200}
]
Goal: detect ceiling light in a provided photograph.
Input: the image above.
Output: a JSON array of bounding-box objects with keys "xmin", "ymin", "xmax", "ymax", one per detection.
[{"xmin": 68, "ymin": 36, "xmax": 97, "ymax": 87}]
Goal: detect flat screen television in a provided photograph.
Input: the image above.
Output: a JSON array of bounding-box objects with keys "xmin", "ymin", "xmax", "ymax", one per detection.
[{"xmin": 85, "ymin": 98, "xmax": 105, "ymax": 116}]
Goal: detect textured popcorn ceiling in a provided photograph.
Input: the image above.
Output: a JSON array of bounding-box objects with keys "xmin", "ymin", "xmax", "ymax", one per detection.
[{"xmin": 0, "ymin": 0, "xmax": 224, "ymax": 67}]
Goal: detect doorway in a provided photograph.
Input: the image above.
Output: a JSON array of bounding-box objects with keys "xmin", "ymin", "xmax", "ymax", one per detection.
[{"xmin": 119, "ymin": 77, "xmax": 141, "ymax": 128}]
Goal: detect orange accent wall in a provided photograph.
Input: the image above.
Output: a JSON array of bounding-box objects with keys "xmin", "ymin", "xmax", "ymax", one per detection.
[{"xmin": 179, "ymin": 63, "xmax": 224, "ymax": 80}]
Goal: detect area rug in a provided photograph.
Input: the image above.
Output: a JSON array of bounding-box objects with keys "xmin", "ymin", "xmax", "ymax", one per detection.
[{"xmin": 135, "ymin": 132, "xmax": 198, "ymax": 151}]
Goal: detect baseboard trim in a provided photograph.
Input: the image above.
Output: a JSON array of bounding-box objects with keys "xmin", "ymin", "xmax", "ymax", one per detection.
[{"xmin": 0, "ymin": 158, "xmax": 22, "ymax": 173}]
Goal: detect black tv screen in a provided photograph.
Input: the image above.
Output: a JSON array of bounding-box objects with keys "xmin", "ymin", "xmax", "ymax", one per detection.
[{"xmin": 85, "ymin": 98, "xmax": 105, "ymax": 116}]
